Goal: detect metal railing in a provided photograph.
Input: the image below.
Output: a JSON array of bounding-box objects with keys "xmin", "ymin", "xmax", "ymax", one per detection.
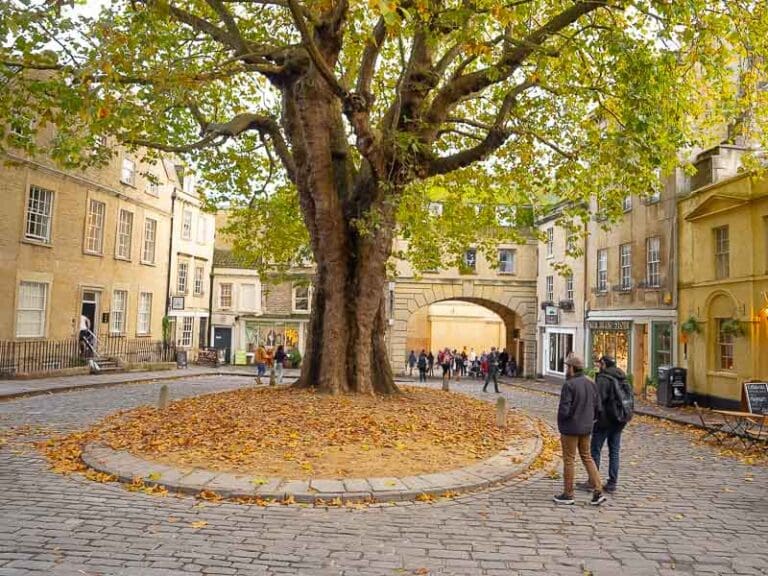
[{"xmin": 0, "ymin": 336, "xmax": 176, "ymax": 377}]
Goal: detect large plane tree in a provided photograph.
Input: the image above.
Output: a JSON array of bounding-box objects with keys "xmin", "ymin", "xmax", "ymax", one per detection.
[{"xmin": 2, "ymin": 0, "xmax": 766, "ymax": 394}]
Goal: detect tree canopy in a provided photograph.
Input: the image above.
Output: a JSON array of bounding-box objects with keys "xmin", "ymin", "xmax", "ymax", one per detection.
[{"xmin": 3, "ymin": 0, "xmax": 766, "ymax": 269}]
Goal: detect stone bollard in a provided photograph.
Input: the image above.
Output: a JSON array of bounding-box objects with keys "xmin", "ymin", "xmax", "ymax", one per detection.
[
  {"xmin": 495, "ymin": 396, "xmax": 507, "ymax": 428},
  {"xmin": 157, "ymin": 384, "xmax": 169, "ymax": 410},
  {"xmin": 442, "ymin": 373, "xmax": 450, "ymax": 391},
  {"xmin": 269, "ymin": 365, "xmax": 276, "ymax": 386}
]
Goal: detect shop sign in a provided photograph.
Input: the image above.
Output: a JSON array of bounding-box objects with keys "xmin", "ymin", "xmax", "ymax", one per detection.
[
  {"xmin": 589, "ymin": 320, "xmax": 631, "ymax": 331},
  {"xmin": 545, "ymin": 306, "xmax": 559, "ymax": 325}
]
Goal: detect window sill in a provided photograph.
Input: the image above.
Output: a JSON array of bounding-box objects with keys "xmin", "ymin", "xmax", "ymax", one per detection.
[
  {"xmin": 292, "ymin": 310, "xmax": 310, "ymax": 314},
  {"xmin": 135, "ymin": 333, "xmax": 152, "ymax": 338},
  {"xmin": 120, "ymin": 180, "xmax": 136, "ymax": 188},
  {"xmin": 21, "ymin": 238, "xmax": 52, "ymax": 248},
  {"xmin": 84, "ymin": 250, "xmax": 103, "ymax": 257},
  {"xmin": 114, "ymin": 255, "xmax": 132, "ymax": 262},
  {"xmin": 707, "ymin": 370, "xmax": 738, "ymax": 380},
  {"xmin": 498, "ymin": 271, "xmax": 517, "ymax": 276},
  {"xmin": 140, "ymin": 260, "xmax": 156, "ymax": 266}
]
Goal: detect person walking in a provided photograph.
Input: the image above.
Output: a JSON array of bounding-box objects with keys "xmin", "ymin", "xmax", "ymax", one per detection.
[
  {"xmin": 427, "ymin": 351, "xmax": 435, "ymax": 377},
  {"xmin": 255, "ymin": 344, "xmax": 267, "ymax": 378},
  {"xmin": 460, "ymin": 348, "xmax": 468, "ymax": 377},
  {"xmin": 274, "ymin": 345, "xmax": 287, "ymax": 384},
  {"xmin": 482, "ymin": 347, "xmax": 500, "ymax": 393},
  {"xmin": 78, "ymin": 314, "xmax": 92, "ymax": 357},
  {"xmin": 440, "ymin": 348, "xmax": 453, "ymax": 381},
  {"xmin": 417, "ymin": 350, "xmax": 428, "ymax": 383},
  {"xmin": 583, "ymin": 355, "xmax": 633, "ymax": 493},
  {"xmin": 407, "ymin": 350, "xmax": 417, "ymax": 377},
  {"xmin": 554, "ymin": 355, "xmax": 606, "ymax": 506}
]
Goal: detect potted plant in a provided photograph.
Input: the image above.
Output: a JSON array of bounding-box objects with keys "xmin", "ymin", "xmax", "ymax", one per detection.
[
  {"xmin": 287, "ymin": 348, "xmax": 302, "ymax": 368},
  {"xmin": 680, "ymin": 316, "xmax": 701, "ymax": 344}
]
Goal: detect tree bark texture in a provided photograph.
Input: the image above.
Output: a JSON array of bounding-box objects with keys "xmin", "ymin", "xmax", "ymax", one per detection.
[{"xmin": 284, "ymin": 44, "xmax": 398, "ymax": 395}]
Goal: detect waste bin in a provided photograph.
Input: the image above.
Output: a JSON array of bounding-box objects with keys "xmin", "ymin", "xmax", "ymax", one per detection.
[
  {"xmin": 657, "ymin": 365, "xmax": 687, "ymax": 406},
  {"xmin": 176, "ymin": 350, "xmax": 188, "ymax": 369}
]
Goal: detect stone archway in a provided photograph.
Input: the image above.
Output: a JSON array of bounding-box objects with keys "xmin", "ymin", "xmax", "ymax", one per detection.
[{"xmin": 388, "ymin": 278, "xmax": 537, "ymax": 376}]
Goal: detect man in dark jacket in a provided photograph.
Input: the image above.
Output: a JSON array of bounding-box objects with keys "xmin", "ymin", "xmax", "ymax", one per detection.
[
  {"xmin": 554, "ymin": 355, "xmax": 606, "ymax": 506},
  {"xmin": 586, "ymin": 356, "xmax": 628, "ymax": 493}
]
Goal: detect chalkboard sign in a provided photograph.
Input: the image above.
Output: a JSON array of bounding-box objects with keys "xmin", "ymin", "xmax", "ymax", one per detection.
[{"xmin": 744, "ymin": 382, "xmax": 768, "ymax": 414}]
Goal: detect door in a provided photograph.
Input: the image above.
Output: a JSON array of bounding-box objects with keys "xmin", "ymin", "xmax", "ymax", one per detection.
[
  {"xmin": 80, "ymin": 290, "xmax": 99, "ymax": 334},
  {"xmin": 213, "ymin": 327, "xmax": 232, "ymax": 363}
]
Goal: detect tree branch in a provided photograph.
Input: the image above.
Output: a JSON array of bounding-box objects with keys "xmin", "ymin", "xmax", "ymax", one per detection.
[
  {"xmin": 204, "ymin": 0, "xmax": 249, "ymax": 53},
  {"xmin": 355, "ymin": 17, "xmax": 387, "ymax": 98}
]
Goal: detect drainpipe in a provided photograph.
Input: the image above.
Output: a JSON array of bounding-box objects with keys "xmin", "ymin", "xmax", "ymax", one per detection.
[
  {"xmin": 164, "ymin": 189, "xmax": 177, "ymax": 342},
  {"xmin": 207, "ymin": 256, "xmax": 215, "ymax": 348},
  {"xmin": 582, "ymin": 216, "xmax": 590, "ymax": 363}
]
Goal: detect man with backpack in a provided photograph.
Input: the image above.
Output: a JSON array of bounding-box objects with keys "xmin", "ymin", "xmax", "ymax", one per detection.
[{"xmin": 586, "ymin": 355, "xmax": 633, "ymax": 493}]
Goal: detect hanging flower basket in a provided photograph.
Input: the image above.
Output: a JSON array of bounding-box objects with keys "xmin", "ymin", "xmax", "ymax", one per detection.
[
  {"xmin": 680, "ymin": 316, "xmax": 702, "ymax": 336},
  {"xmin": 720, "ymin": 319, "xmax": 747, "ymax": 337}
]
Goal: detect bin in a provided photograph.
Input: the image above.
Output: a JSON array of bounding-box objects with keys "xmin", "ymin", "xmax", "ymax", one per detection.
[
  {"xmin": 657, "ymin": 365, "xmax": 686, "ymax": 407},
  {"xmin": 176, "ymin": 350, "xmax": 188, "ymax": 369}
]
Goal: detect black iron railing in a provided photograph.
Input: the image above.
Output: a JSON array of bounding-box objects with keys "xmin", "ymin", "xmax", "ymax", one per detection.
[{"xmin": 0, "ymin": 336, "xmax": 176, "ymax": 377}]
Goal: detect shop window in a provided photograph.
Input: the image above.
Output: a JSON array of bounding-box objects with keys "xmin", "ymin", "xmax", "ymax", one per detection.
[
  {"xmin": 25, "ymin": 185, "xmax": 54, "ymax": 243},
  {"xmin": 548, "ymin": 332, "xmax": 574, "ymax": 374},
  {"xmin": 592, "ymin": 329, "xmax": 630, "ymax": 373},
  {"xmin": 652, "ymin": 322, "xmax": 672, "ymax": 375},
  {"xmin": 717, "ymin": 319, "xmax": 734, "ymax": 370},
  {"xmin": 714, "ymin": 226, "xmax": 729, "ymax": 279}
]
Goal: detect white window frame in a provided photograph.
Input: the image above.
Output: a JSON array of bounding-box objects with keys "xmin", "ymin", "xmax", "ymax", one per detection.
[
  {"xmin": 646, "ymin": 236, "xmax": 661, "ymax": 288},
  {"xmin": 110, "ymin": 290, "xmax": 127, "ymax": 335},
  {"xmin": 177, "ymin": 261, "xmax": 189, "ymax": 294},
  {"xmin": 620, "ymin": 243, "xmax": 632, "ymax": 290},
  {"xmin": 84, "ymin": 199, "xmax": 105, "ymax": 254},
  {"xmin": 219, "ymin": 283, "xmax": 233, "ymax": 308},
  {"xmin": 715, "ymin": 226, "xmax": 729, "ymax": 280},
  {"xmin": 597, "ymin": 249, "xmax": 608, "ymax": 293},
  {"xmin": 622, "ymin": 195, "xmax": 633, "ymax": 212},
  {"xmin": 193, "ymin": 265, "xmax": 205, "ymax": 296},
  {"xmin": 463, "ymin": 248, "xmax": 477, "ymax": 271},
  {"xmin": 498, "ymin": 249, "xmax": 516, "ymax": 274},
  {"xmin": 146, "ymin": 178, "xmax": 159, "ymax": 197},
  {"xmin": 181, "ymin": 209, "xmax": 193, "ymax": 240},
  {"xmin": 717, "ymin": 319, "xmax": 734, "ymax": 371},
  {"xmin": 545, "ymin": 275, "xmax": 554, "ymax": 302},
  {"xmin": 180, "ymin": 316, "xmax": 194, "ymax": 348},
  {"xmin": 546, "ymin": 228, "xmax": 554, "ymax": 258},
  {"xmin": 137, "ymin": 292, "xmax": 152, "ymax": 335},
  {"xmin": 565, "ymin": 275, "xmax": 574, "ymax": 301},
  {"xmin": 121, "ymin": 157, "xmax": 136, "ymax": 186},
  {"xmin": 15, "ymin": 281, "xmax": 48, "ymax": 338},
  {"xmin": 116, "ymin": 209, "xmax": 133, "ymax": 260},
  {"xmin": 292, "ymin": 284, "xmax": 311, "ymax": 313},
  {"xmin": 25, "ymin": 185, "xmax": 54, "ymax": 243},
  {"xmin": 142, "ymin": 218, "xmax": 157, "ymax": 264}
]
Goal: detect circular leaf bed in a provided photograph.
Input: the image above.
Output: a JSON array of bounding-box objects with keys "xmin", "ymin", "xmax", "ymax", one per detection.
[{"xmin": 45, "ymin": 386, "xmax": 533, "ymax": 479}]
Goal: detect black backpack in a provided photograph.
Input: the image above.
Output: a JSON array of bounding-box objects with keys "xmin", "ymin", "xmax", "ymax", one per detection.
[{"xmin": 606, "ymin": 373, "xmax": 634, "ymax": 424}]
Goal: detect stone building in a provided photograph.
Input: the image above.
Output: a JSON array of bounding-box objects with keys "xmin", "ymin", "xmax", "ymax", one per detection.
[
  {"xmin": 584, "ymin": 175, "xmax": 681, "ymax": 389},
  {"xmin": 166, "ymin": 168, "xmax": 215, "ymax": 356},
  {"xmin": 390, "ymin": 231, "xmax": 538, "ymax": 377},
  {"xmin": 677, "ymin": 150, "xmax": 768, "ymax": 408},
  {"xmin": 535, "ymin": 203, "xmax": 587, "ymax": 379},
  {"xmin": 0, "ymin": 134, "xmax": 172, "ymax": 347},
  {"xmin": 210, "ymin": 212, "xmax": 313, "ymax": 364}
]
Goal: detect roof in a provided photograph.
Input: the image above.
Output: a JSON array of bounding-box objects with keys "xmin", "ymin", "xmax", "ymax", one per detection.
[{"xmin": 213, "ymin": 249, "xmax": 255, "ymax": 270}]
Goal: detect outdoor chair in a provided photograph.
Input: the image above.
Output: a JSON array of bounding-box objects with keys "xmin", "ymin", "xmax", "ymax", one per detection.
[{"xmin": 693, "ymin": 402, "xmax": 729, "ymax": 445}]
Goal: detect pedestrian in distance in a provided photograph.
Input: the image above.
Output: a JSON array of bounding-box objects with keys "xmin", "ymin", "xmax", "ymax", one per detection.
[
  {"xmin": 581, "ymin": 355, "xmax": 633, "ymax": 494},
  {"xmin": 554, "ymin": 355, "xmax": 606, "ymax": 506},
  {"xmin": 417, "ymin": 350, "xmax": 428, "ymax": 383},
  {"xmin": 482, "ymin": 347, "xmax": 500, "ymax": 393},
  {"xmin": 255, "ymin": 344, "xmax": 268, "ymax": 377},
  {"xmin": 427, "ymin": 351, "xmax": 435, "ymax": 377},
  {"xmin": 78, "ymin": 313, "xmax": 92, "ymax": 357},
  {"xmin": 440, "ymin": 348, "xmax": 453, "ymax": 381},
  {"xmin": 274, "ymin": 345, "xmax": 287, "ymax": 384},
  {"xmin": 407, "ymin": 350, "xmax": 417, "ymax": 377}
]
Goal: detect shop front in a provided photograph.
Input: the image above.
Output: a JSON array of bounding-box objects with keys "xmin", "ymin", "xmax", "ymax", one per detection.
[
  {"xmin": 243, "ymin": 319, "xmax": 307, "ymax": 365},
  {"xmin": 588, "ymin": 320, "xmax": 632, "ymax": 373}
]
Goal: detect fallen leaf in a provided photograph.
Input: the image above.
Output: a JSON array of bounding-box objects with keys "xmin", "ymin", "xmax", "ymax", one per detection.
[{"xmin": 190, "ymin": 520, "xmax": 208, "ymax": 529}]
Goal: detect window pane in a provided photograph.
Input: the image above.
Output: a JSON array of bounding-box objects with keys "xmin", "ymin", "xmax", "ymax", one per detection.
[
  {"xmin": 220, "ymin": 284, "xmax": 232, "ymax": 307},
  {"xmin": 182, "ymin": 210, "xmax": 193, "ymax": 239},
  {"xmin": 85, "ymin": 199, "xmax": 105, "ymax": 253},
  {"xmin": 498, "ymin": 249, "xmax": 516, "ymax": 274},
  {"xmin": 294, "ymin": 285, "xmax": 310, "ymax": 311},
  {"xmin": 177, "ymin": 262, "xmax": 188, "ymax": 293},
  {"xmin": 180, "ymin": 316, "xmax": 194, "ymax": 347},
  {"xmin": 194, "ymin": 266, "xmax": 204, "ymax": 295},
  {"xmin": 137, "ymin": 292, "xmax": 152, "ymax": 334},
  {"xmin": 117, "ymin": 210, "xmax": 133, "ymax": 259},
  {"xmin": 143, "ymin": 219, "xmax": 157, "ymax": 263},
  {"xmin": 16, "ymin": 281, "xmax": 47, "ymax": 337},
  {"xmin": 111, "ymin": 290, "xmax": 127, "ymax": 334},
  {"xmin": 25, "ymin": 186, "xmax": 53, "ymax": 242}
]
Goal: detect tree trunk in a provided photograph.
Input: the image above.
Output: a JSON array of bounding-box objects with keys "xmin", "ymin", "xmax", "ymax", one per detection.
[{"xmin": 284, "ymin": 55, "xmax": 399, "ymax": 395}]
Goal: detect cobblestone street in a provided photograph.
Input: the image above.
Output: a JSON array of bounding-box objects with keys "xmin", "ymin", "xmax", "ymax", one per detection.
[{"xmin": 1, "ymin": 376, "xmax": 766, "ymax": 576}]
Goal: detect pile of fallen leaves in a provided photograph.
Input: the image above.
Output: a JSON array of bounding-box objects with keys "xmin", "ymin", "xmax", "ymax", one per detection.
[{"xmin": 41, "ymin": 386, "xmax": 531, "ymax": 479}]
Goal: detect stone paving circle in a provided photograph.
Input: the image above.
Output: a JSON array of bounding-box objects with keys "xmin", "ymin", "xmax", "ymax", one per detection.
[{"xmin": 82, "ymin": 414, "xmax": 543, "ymax": 503}]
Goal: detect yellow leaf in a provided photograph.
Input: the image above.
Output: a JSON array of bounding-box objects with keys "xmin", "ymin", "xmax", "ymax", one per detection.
[
  {"xmin": 190, "ymin": 520, "xmax": 208, "ymax": 529},
  {"xmin": 147, "ymin": 471, "xmax": 162, "ymax": 482}
]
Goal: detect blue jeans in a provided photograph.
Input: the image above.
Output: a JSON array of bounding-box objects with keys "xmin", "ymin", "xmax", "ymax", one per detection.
[
  {"xmin": 257, "ymin": 363, "xmax": 266, "ymax": 376},
  {"xmin": 591, "ymin": 423, "xmax": 625, "ymax": 486}
]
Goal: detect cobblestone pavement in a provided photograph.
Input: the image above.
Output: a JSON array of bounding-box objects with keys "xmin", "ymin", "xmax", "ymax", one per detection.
[{"xmin": 1, "ymin": 376, "xmax": 766, "ymax": 576}]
